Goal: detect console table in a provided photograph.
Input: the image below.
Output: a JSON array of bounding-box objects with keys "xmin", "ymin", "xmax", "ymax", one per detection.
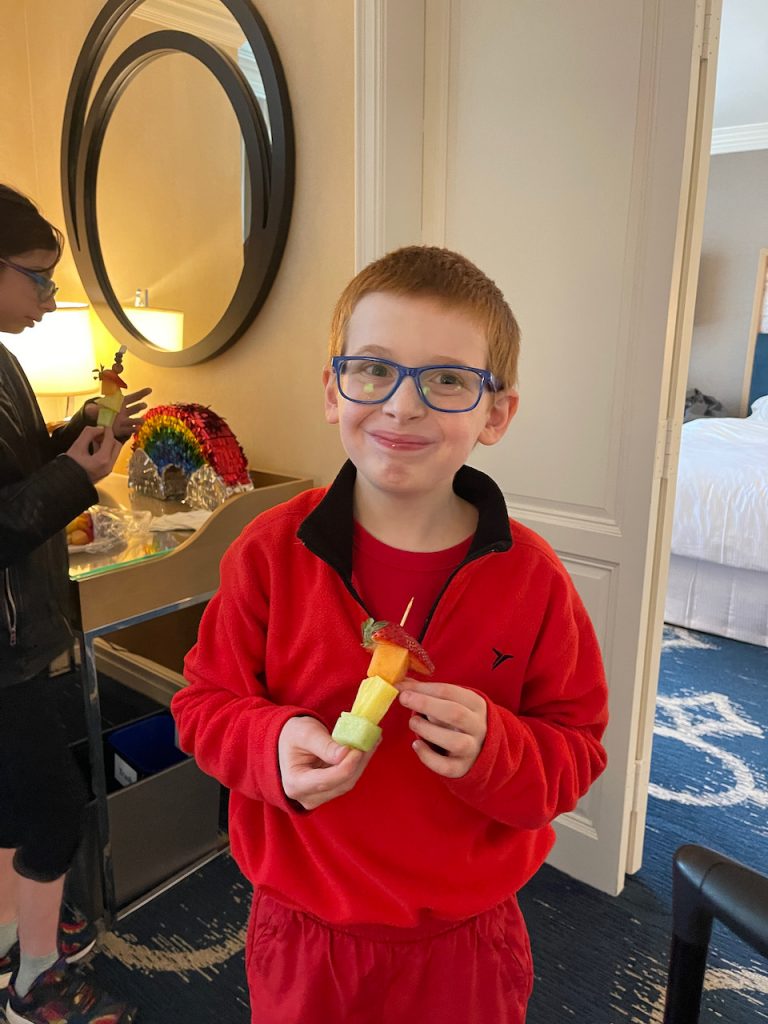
[{"xmin": 68, "ymin": 469, "xmax": 312, "ymax": 924}]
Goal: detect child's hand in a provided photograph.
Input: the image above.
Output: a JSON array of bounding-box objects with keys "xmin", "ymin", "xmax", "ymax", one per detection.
[
  {"xmin": 65, "ymin": 426, "xmax": 122, "ymax": 483},
  {"xmin": 86, "ymin": 387, "xmax": 153, "ymax": 442},
  {"xmin": 398, "ymin": 682, "xmax": 488, "ymax": 778},
  {"xmin": 112, "ymin": 387, "xmax": 153, "ymax": 442},
  {"xmin": 278, "ymin": 716, "xmax": 377, "ymax": 810}
]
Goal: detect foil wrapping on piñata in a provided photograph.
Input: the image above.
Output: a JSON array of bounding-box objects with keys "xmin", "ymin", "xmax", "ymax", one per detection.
[{"xmin": 129, "ymin": 403, "xmax": 253, "ymax": 510}]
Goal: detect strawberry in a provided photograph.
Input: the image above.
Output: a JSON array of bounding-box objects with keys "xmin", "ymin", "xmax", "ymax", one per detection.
[{"xmin": 360, "ymin": 617, "xmax": 434, "ymax": 676}]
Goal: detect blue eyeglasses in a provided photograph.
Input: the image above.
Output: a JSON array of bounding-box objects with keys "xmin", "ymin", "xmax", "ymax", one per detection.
[
  {"xmin": 331, "ymin": 355, "xmax": 502, "ymax": 413},
  {"xmin": 0, "ymin": 258, "xmax": 58, "ymax": 301}
]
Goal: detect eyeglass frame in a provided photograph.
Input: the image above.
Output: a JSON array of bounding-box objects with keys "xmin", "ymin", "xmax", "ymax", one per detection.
[
  {"xmin": 330, "ymin": 354, "xmax": 503, "ymax": 413},
  {"xmin": 0, "ymin": 257, "xmax": 58, "ymax": 301}
]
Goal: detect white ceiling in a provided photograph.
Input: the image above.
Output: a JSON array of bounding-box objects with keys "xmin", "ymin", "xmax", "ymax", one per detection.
[{"xmin": 713, "ymin": 0, "xmax": 768, "ymax": 129}]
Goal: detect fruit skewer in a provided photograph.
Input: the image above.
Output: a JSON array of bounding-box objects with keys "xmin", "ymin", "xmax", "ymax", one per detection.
[
  {"xmin": 332, "ymin": 609, "xmax": 434, "ymax": 752},
  {"xmin": 93, "ymin": 345, "xmax": 128, "ymax": 428}
]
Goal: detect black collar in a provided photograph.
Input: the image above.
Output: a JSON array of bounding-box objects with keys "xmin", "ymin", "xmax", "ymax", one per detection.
[{"xmin": 297, "ymin": 460, "xmax": 513, "ymax": 585}]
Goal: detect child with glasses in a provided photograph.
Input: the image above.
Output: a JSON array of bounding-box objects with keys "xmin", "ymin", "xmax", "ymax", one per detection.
[
  {"xmin": 0, "ymin": 184, "xmax": 148, "ymax": 1024},
  {"xmin": 173, "ymin": 245, "xmax": 609, "ymax": 1024}
]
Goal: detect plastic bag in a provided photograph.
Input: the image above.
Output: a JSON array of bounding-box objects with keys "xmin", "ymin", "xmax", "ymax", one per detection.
[{"xmin": 68, "ymin": 505, "xmax": 152, "ymax": 554}]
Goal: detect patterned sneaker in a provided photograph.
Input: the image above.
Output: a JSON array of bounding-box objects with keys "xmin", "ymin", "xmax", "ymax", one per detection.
[
  {"xmin": 58, "ymin": 903, "xmax": 97, "ymax": 964},
  {"xmin": 5, "ymin": 959, "xmax": 137, "ymax": 1024},
  {"xmin": 0, "ymin": 942, "xmax": 18, "ymax": 989},
  {"xmin": 0, "ymin": 905, "xmax": 96, "ymax": 990}
]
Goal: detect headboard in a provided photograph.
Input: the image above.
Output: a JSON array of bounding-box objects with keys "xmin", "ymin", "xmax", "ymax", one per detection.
[
  {"xmin": 748, "ymin": 332, "xmax": 768, "ymax": 409},
  {"xmin": 742, "ymin": 248, "xmax": 768, "ymax": 414}
]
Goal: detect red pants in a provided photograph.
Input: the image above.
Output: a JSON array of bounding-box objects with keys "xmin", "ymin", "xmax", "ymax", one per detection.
[{"xmin": 246, "ymin": 888, "xmax": 533, "ymax": 1024}]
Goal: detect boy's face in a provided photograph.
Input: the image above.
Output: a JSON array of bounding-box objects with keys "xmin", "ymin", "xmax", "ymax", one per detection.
[{"xmin": 323, "ymin": 291, "xmax": 518, "ymax": 502}]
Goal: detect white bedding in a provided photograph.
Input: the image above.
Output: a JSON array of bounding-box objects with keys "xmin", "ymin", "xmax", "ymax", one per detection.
[{"xmin": 671, "ymin": 396, "xmax": 768, "ymax": 572}]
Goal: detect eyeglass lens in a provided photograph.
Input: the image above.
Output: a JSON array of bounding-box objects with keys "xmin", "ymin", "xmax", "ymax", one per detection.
[
  {"xmin": 27, "ymin": 269, "xmax": 56, "ymax": 300},
  {"xmin": 36, "ymin": 277, "xmax": 57, "ymax": 300},
  {"xmin": 337, "ymin": 359, "xmax": 484, "ymax": 411}
]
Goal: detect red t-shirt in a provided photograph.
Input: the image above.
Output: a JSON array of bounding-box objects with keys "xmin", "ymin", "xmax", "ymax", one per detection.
[{"xmin": 351, "ymin": 522, "xmax": 473, "ymax": 637}]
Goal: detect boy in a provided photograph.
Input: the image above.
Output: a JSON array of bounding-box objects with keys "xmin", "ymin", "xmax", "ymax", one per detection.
[{"xmin": 171, "ymin": 246, "xmax": 609, "ymax": 1024}]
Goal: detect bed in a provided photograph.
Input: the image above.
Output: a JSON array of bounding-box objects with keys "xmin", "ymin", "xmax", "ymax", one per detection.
[{"xmin": 664, "ymin": 394, "xmax": 768, "ymax": 647}]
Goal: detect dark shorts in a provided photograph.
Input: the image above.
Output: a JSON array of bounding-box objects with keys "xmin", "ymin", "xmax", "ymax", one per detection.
[
  {"xmin": 246, "ymin": 888, "xmax": 534, "ymax": 1024},
  {"xmin": 0, "ymin": 672, "xmax": 88, "ymax": 882}
]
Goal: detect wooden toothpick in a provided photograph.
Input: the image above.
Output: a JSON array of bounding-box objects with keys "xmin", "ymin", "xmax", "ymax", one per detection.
[{"xmin": 400, "ymin": 596, "xmax": 415, "ymax": 628}]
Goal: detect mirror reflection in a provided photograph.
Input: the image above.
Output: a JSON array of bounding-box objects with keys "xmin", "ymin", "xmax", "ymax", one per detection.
[{"xmin": 96, "ymin": 51, "xmax": 244, "ymax": 349}]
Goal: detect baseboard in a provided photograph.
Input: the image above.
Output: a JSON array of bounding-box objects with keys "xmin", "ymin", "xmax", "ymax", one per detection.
[{"xmin": 93, "ymin": 639, "xmax": 187, "ymax": 708}]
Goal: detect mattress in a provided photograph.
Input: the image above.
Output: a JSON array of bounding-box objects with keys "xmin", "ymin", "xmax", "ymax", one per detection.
[
  {"xmin": 665, "ymin": 554, "xmax": 768, "ymax": 648},
  {"xmin": 671, "ymin": 406, "xmax": 768, "ymax": 573}
]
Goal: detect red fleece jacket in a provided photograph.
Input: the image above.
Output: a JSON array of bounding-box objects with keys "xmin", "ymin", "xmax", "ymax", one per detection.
[{"xmin": 172, "ymin": 464, "xmax": 608, "ymax": 926}]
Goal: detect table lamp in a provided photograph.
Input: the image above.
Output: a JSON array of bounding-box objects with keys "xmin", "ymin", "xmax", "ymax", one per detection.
[
  {"xmin": 122, "ymin": 289, "xmax": 184, "ymax": 352},
  {"xmin": 0, "ymin": 302, "xmax": 97, "ymax": 417}
]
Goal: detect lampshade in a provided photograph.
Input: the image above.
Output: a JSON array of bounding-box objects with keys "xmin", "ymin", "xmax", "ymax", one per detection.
[
  {"xmin": 0, "ymin": 303, "xmax": 97, "ymax": 396},
  {"xmin": 123, "ymin": 305, "xmax": 184, "ymax": 352}
]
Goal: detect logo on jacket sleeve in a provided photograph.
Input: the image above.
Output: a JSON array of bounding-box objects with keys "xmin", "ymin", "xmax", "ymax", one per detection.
[{"xmin": 491, "ymin": 647, "xmax": 514, "ymax": 670}]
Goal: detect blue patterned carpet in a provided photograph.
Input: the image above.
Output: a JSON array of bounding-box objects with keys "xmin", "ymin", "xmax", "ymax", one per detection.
[
  {"xmin": 4, "ymin": 626, "xmax": 766, "ymax": 1023},
  {"xmin": 521, "ymin": 626, "xmax": 768, "ymax": 1023}
]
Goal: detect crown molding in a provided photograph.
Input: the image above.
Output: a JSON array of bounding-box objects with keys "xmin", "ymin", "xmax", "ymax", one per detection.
[
  {"xmin": 710, "ymin": 122, "xmax": 768, "ymax": 154},
  {"xmin": 134, "ymin": 0, "xmax": 243, "ymax": 48}
]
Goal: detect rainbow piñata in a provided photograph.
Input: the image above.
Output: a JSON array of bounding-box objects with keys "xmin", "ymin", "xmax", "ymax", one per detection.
[{"xmin": 129, "ymin": 403, "xmax": 252, "ymax": 509}]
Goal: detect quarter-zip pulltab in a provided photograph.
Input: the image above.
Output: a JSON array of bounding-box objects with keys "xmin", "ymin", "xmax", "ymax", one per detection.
[{"xmin": 3, "ymin": 568, "xmax": 17, "ymax": 646}]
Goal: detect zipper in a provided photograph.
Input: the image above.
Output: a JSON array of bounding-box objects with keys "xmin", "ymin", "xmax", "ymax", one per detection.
[
  {"xmin": 419, "ymin": 543, "xmax": 507, "ymax": 642},
  {"xmin": 3, "ymin": 567, "xmax": 17, "ymax": 646}
]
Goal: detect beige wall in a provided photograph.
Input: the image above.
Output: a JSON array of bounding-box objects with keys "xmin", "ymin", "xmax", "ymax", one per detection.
[
  {"xmin": 0, "ymin": 4, "xmax": 38, "ymax": 195},
  {"xmin": 689, "ymin": 149, "xmax": 768, "ymax": 414},
  {"xmin": 3, "ymin": 0, "xmax": 352, "ymax": 485}
]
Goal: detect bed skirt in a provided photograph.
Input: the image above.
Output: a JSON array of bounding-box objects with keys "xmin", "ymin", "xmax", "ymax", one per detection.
[{"xmin": 665, "ymin": 554, "xmax": 768, "ymax": 648}]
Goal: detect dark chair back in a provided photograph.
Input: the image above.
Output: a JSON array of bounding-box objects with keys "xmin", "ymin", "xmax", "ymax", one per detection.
[{"xmin": 663, "ymin": 844, "xmax": 768, "ymax": 1024}]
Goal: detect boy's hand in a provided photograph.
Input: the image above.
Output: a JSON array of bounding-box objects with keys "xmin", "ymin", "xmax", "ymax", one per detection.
[
  {"xmin": 278, "ymin": 716, "xmax": 377, "ymax": 810},
  {"xmin": 65, "ymin": 426, "xmax": 122, "ymax": 484},
  {"xmin": 398, "ymin": 682, "xmax": 487, "ymax": 778}
]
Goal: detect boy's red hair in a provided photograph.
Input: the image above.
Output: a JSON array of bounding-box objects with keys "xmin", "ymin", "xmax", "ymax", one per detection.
[{"xmin": 328, "ymin": 246, "xmax": 520, "ymax": 388}]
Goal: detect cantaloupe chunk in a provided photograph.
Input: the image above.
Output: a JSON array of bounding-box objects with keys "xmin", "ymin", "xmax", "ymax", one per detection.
[{"xmin": 367, "ymin": 642, "xmax": 409, "ymax": 684}]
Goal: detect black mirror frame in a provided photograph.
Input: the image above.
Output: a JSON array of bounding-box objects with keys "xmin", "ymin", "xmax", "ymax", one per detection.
[{"xmin": 61, "ymin": 0, "xmax": 294, "ymax": 366}]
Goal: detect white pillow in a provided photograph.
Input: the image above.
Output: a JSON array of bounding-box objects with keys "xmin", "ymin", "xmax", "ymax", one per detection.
[{"xmin": 750, "ymin": 395, "xmax": 768, "ymax": 420}]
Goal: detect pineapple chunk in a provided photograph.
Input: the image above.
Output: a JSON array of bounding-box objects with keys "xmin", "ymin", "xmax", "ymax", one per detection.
[
  {"xmin": 332, "ymin": 713, "xmax": 381, "ymax": 752},
  {"xmin": 367, "ymin": 642, "xmax": 409, "ymax": 684},
  {"xmin": 350, "ymin": 675, "xmax": 398, "ymax": 723},
  {"xmin": 332, "ymin": 676, "xmax": 399, "ymax": 751}
]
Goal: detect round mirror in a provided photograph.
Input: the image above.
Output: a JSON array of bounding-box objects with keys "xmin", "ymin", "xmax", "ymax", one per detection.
[{"xmin": 62, "ymin": 0, "xmax": 294, "ymax": 366}]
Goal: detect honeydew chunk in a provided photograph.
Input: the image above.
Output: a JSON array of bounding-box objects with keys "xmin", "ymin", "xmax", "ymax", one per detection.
[
  {"xmin": 367, "ymin": 643, "xmax": 409, "ymax": 684},
  {"xmin": 349, "ymin": 675, "xmax": 398, "ymax": 724},
  {"xmin": 332, "ymin": 713, "xmax": 381, "ymax": 752},
  {"xmin": 95, "ymin": 392, "xmax": 123, "ymax": 427}
]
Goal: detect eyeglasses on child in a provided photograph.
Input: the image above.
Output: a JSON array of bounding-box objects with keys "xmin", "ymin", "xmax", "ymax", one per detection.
[
  {"xmin": 0, "ymin": 257, "xmax": 58, "ymax": 301},
  {"xmin": 331, "ymin": 355, "xmax": 502, "ymax": 413}
]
